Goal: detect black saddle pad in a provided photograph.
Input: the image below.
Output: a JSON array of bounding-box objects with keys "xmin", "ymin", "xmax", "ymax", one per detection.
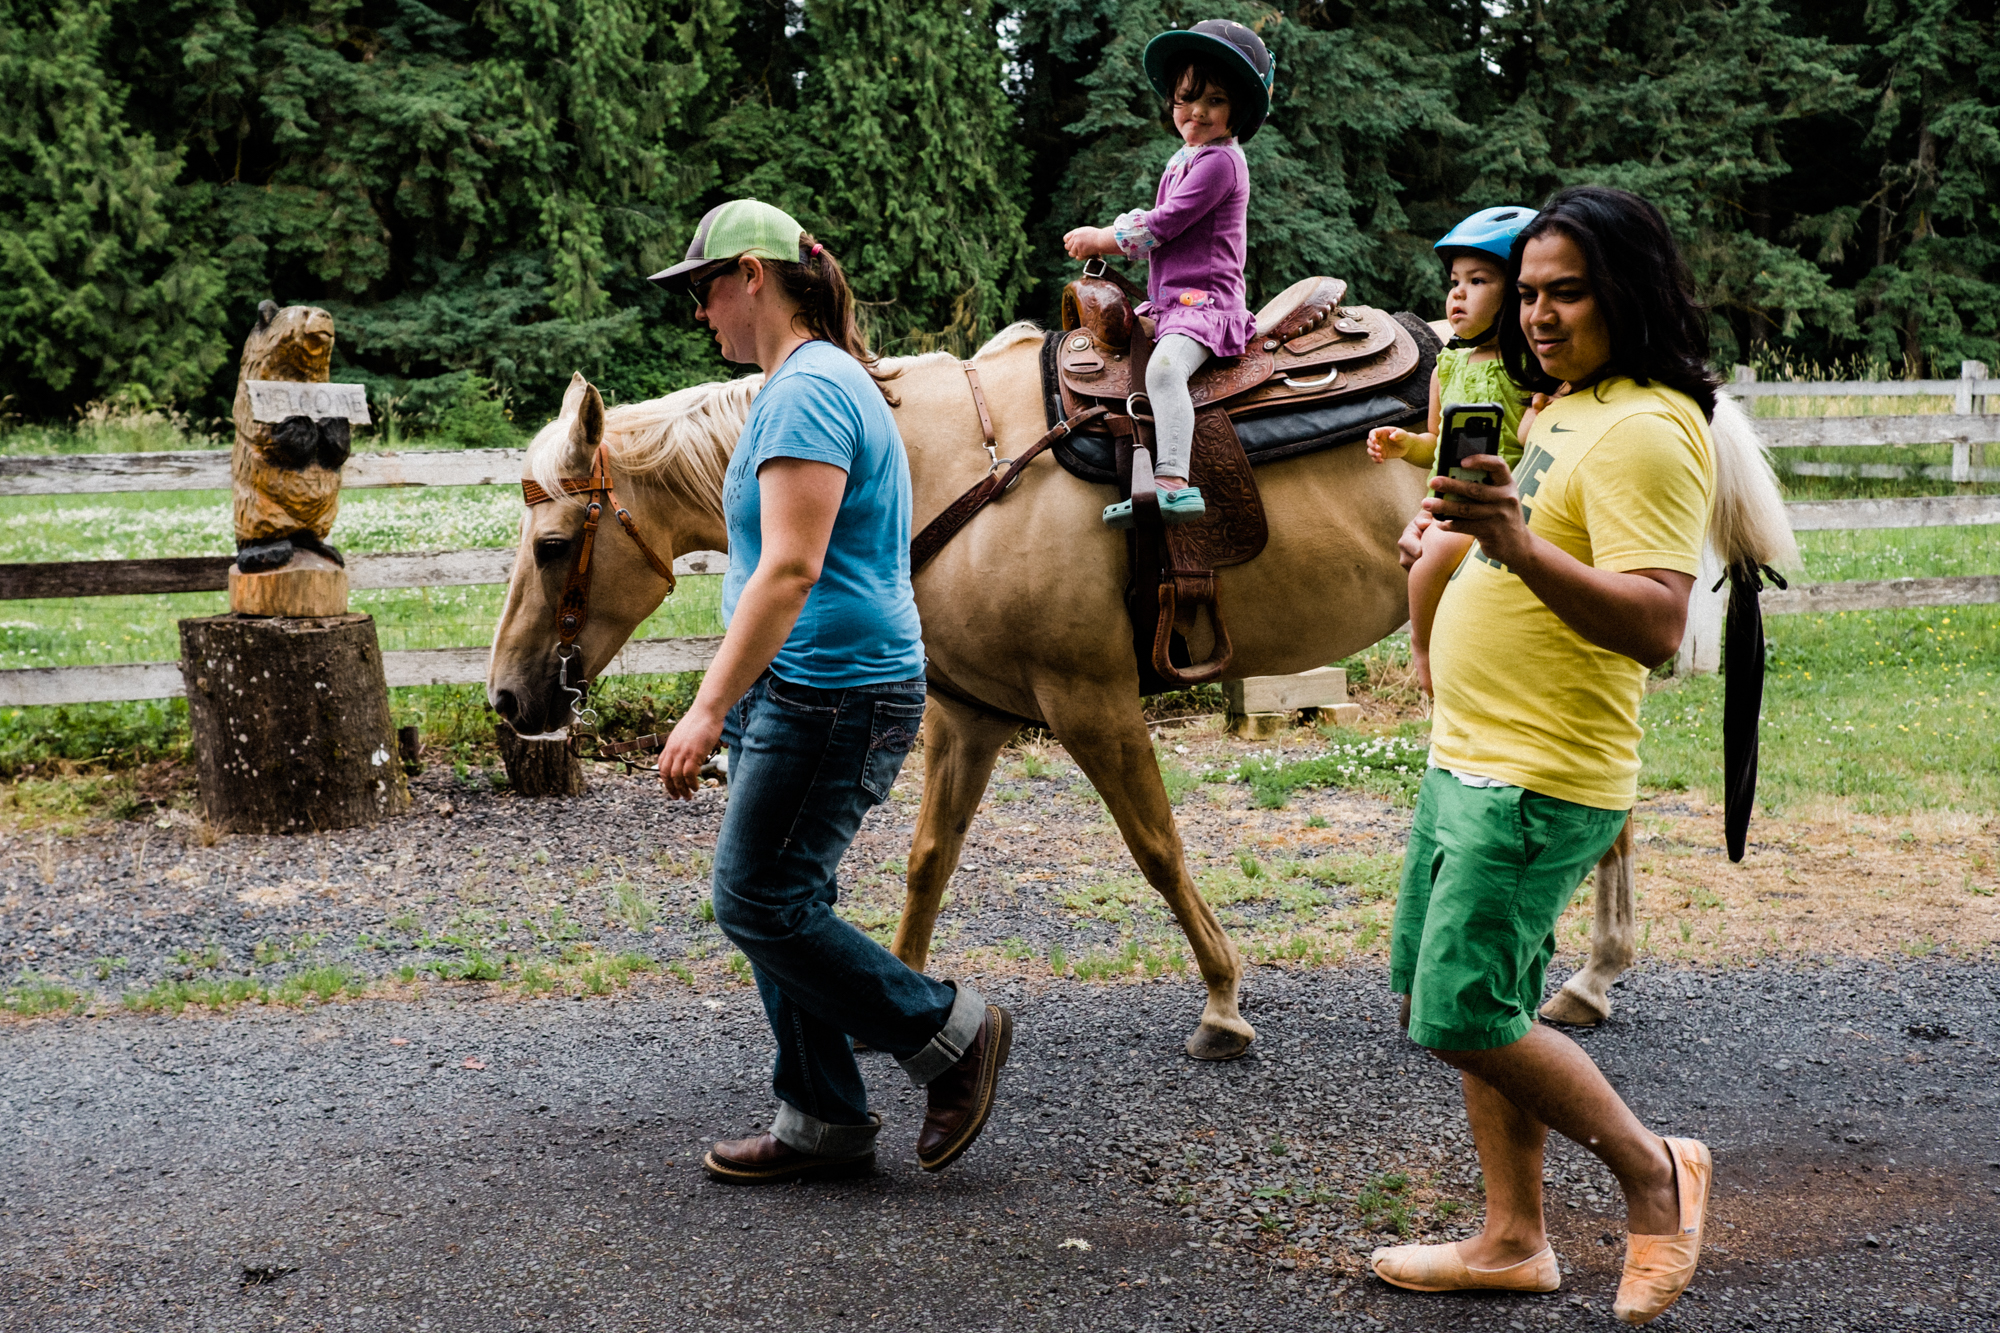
[{"xmin": 1042, "ymin": 313, "xmax": 1440, "ymax": 485}]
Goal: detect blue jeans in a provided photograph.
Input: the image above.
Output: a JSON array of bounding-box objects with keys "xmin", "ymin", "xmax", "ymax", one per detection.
[{"xmin": 712, "ymin": 674, "xmax": 986, "ymax": 1157}]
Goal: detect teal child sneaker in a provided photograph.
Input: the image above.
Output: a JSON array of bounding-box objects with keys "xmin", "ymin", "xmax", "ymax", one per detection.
[
  {"xmin": 1101, "ymin": 487, "xmax": 1206, "ymax": 529},
  {"xmin": 1159, "ymin": 486, "xmax": 1205, "ymax": 525}
]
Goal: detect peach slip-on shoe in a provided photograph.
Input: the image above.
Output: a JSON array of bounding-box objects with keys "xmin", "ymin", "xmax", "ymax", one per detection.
[
  {"xmin": 1613, "ymin": 1136, "xmax": 1714, "ymax": 1325},
  {"xmin": 1370, "ymin": 1240, "xmax": 1561, "ymax": 1293}
]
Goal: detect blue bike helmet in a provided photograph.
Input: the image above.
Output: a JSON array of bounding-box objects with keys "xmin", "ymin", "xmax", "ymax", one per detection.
[{"xmin": 1434, "ymin": 205, "xmax": 1538, "ymax": 265}]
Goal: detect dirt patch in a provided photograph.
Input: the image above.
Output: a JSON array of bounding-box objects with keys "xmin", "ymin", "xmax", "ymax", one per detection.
[{"xmin": 1619, "ymin": 799, "xmax": 2000, "ymax": 965}]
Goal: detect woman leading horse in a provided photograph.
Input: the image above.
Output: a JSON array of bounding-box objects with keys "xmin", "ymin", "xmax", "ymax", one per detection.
[{"xmin": 650, "ymin": 199, "xmax": 1011, "ymax": 1184}]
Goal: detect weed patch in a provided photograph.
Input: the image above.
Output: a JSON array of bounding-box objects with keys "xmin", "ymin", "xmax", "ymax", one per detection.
[
  {"xmin": 608, "ymin": 882, "xmax": 656, "ymax": 931},
  {"xmin": 1229, "ymin": 731, "xmax": 1430, "ymax": 808},
  {"xmin": 1356, "ymin": 1171, "xmax": 1413, "ymax": 1236},
  {"xmin": 3, "ymin": 976, "xmax": 86, "ymax": 1016}
]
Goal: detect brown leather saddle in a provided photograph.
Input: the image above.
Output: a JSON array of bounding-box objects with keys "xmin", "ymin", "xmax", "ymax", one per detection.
[
  {"xmin": 906, "ymin": 266, "xmax": 1436, "ymax": 696},
  {"xmin": 1052, "ymin": 265, "xmax": 1436, "ymax": 691}
]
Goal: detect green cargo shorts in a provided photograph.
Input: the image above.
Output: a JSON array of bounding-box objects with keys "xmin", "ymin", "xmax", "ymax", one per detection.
[{"xmin": 1391, "ymin": 768, "xmax": 1627, "ymax": 1051}]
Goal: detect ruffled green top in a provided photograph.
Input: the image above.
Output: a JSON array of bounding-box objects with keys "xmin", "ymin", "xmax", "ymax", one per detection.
[{"xmin": 1403, "ymin": 347, "xmax": 1531, "ymax": 470}]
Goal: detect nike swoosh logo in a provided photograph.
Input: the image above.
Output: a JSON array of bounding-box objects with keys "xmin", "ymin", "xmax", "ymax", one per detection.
[{"xmin": 1548, "ymin": 423, "xmax": 1573, "ymax": 432}]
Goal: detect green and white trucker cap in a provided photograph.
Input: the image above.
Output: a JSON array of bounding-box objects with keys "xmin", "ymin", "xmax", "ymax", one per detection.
[{"xmin": 649, "ymin": 199, "xmax": 808, "ymax": 293}]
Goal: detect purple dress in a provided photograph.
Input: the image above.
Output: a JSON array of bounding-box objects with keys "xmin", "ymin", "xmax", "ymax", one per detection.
[{"xmin": 1113, "ymin": 141, "xmax": 1257, "ymax": 359}]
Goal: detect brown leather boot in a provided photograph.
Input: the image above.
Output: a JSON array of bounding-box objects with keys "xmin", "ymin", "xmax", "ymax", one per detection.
[
  {"xmin": 916, "ymin": 1005, "xmax": 1013, "ymax": 1172},
  {"xmin": 701, "ymin": 1132, "xmax": 875, "ymax": 1185}
]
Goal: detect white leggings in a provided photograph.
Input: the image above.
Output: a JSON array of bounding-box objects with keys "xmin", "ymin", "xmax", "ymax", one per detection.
[{"xmin": 1144, "ymin": 333, "xmax": 1211, "ymax": 481}]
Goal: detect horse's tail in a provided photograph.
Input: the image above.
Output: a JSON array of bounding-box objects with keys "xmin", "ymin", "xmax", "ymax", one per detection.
[{"xmin": 1708, "ymin": 391, "xmax": 1798, "ymax": 571}]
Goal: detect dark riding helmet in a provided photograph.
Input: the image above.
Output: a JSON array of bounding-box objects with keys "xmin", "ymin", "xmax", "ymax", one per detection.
[{"xmin": 1142, "ymin": 20, "xmax": 1277, "ymax": 143}]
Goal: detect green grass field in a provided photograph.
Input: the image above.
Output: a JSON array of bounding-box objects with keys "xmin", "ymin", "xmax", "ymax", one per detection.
[{"xmin": 1640, "ymin": 604, "xmax": 2000, "ymax": 814}]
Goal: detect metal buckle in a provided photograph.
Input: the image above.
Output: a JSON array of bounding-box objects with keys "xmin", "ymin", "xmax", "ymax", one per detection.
[
  {"xmin": 1082, "ymin": 257, "xmax": 1108, "ymax": 279},
  {"xmin": 555, "ymin": 645, "xmax": 600, "ymax": 731}
]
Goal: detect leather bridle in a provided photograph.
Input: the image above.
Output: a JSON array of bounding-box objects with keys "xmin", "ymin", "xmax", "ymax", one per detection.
[{"xmin": 522, "ymin": 442, "xmax": 677, "ymax": 724}]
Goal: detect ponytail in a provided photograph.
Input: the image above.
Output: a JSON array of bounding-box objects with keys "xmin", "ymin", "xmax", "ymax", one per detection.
[{"xmin": 765, "ymin": 233, "xmax": 901, "ymax": 405}]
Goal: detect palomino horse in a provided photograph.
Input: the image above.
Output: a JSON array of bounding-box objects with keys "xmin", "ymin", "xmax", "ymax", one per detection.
[{"xmin": 488, "ymin": 324, "xmax": 1794, "ymax": 1057}]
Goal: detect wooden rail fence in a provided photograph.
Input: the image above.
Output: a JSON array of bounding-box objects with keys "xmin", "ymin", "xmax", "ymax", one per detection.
[{"xmin": 0, "ymin": 361, "xmax": 1994, "ymax": 705}]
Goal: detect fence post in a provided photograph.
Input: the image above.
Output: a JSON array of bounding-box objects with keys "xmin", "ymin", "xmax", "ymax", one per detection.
[
  {"xmin": 1961, "ymin": 359, "xmax": 1990, "ymax": 484},
  {"xmin": 1675, "ymin": 543, "xmax": 1727, "ymax": 677},
  {"xmin": 1952, "ymin": 360, "xmax": 1984, "ymax": 486}
]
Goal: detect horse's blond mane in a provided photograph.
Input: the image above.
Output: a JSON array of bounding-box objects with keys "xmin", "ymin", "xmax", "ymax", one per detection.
[
  {"xmin": 971, "ymin": 321, "xmax": 1045, "ymax": 359},
  {"xmin": 524, "ymin": 326, "xmax": 1047, "ymax": 509},
  {"xmin": 526, "ymin": 375, "xmax": 760, "ymax": 514}
]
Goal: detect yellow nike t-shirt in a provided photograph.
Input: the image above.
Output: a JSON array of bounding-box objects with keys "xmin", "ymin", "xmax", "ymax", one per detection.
[{"xmin": 1428, "ymin": 376, "xmax": 1716, "ymax": 810}]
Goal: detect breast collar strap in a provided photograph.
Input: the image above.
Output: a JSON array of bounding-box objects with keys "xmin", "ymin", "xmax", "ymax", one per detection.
[{"xmin": 521, "ymin": 442, "xmax": 678, "ymax": 650}]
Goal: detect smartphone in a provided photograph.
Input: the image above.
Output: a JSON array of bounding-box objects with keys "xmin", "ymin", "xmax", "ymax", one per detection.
[{"xmin": 1439, "ymin": 402, "xmax": 1504, "ymax": 485}]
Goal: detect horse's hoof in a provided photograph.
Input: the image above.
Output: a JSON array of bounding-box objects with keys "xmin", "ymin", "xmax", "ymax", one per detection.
[
  {"xmin": 1185, "ymin": 1017, "xmax": 1255, "ymax": 1061},
  {"xmin": 1539, "ymin": 985, "xmax": 1609, "ymax": 1027}
]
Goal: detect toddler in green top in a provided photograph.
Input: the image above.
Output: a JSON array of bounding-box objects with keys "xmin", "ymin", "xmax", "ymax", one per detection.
[{"xmin": 1367, "ymin": 205, "xmax": 1538, "ymax": 693}]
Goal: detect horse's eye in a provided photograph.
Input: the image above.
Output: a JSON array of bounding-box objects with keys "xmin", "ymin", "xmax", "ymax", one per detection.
[{"xmin": 534, "ymin": 537, "xmax": 572, "ymax": 568}]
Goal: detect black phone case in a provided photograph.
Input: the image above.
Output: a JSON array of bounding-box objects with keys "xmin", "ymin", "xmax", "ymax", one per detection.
[{"xmin": 1440, "ymin": 402, "xmax": 1503, "ymax": 481}]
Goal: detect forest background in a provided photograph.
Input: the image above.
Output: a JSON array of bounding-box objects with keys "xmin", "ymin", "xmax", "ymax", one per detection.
[{"xmin": 3, "ymin": 0, "xmax": 1996, "ymax": 441}]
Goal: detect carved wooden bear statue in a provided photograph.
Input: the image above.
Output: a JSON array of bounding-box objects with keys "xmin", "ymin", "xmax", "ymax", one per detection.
[{"xmin": 232, "ymin": 300, "xmax": 352, "ymax": 574}]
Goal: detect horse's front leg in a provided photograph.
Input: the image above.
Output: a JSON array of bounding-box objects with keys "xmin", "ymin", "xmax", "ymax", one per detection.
[
  {"xmin": 1540, "ymin": 814, "xmax": 1637, "ymax": 1025},
  {"xmin": 889, "ymin": 692, "xmax": 1018, "ymax": 973},
  {"xmin": 1041, "ymin": 685, "xmax": 1254, "ymax": 1060}
]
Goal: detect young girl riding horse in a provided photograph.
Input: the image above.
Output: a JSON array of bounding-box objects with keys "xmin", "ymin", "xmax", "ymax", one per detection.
[{"xmin": 1064, "ymin": 19, "xmax": 1275, "ymax": 529}]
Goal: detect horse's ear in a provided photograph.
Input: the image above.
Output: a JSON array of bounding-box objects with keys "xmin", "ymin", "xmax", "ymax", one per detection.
[
  {"xmin": 575, "ymin": 381, "xmax": 604, "ymax": 454},
  {"xmin": 558, "ymin": 371, "xmax": 604, "ymax": 462}
]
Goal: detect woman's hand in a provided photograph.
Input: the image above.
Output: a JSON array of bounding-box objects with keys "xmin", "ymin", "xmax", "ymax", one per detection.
[
  {"xmin": 1368, "ymin": 427, "xmax": 1410, "ymax": 463},
  {"xmin": 1397, "ymin": 511, "xmax": 1432, "ymax": 570},
  {"xmin": 658, "ymin": 700, "xmax": 726, "ymax": 801},
  {"xmin": 1424, "ymin": 455, "xmax": 1532, "ymax": 568},
  {"xmin": 653, "ymin": 457, "xmax": 845, "ymax": 807},
  {"xmin": 1063, "ymin": 227, "xmax": 1118, "ymax": 260}
]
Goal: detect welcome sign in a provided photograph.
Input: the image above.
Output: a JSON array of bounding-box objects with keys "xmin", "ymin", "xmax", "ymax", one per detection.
[{"xmin": 245, "ymin": 380, "xmax": 372, "ymax": 425}]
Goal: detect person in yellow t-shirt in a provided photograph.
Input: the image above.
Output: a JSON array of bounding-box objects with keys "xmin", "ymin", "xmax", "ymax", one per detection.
[{"xmin": 1366, "ymin": 187, "xmax": 1718, "ymax": 1327}]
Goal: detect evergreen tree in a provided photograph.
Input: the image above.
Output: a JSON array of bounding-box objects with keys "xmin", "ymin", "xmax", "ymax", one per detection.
[
  {"xmin": 0, "ymin": 0, "xmax": 232, "ymax": 411},
  {"xmin": 1475, "ymin": 0, "xmax": 1866, "ymax": 363},
  {"xmin": 789, "ymin": 0, "xmax": 1033, "ymax": 352},
  {"xmin": 1849, "ymin": 0, "xmax": 2000, "ymax": 372},
  {"xmin": 3, "ymin": 0, "xmax": 1997, "ymax": 418}
]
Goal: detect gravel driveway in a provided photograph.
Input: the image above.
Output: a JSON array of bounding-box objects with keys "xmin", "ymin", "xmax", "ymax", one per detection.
[
  {"xmin": 4, "ymin": 735, "xmax": 1998, "ymax": 1330},
  {"xmin": 3, "ymin": 958, "xmax": 1997, "ymax": 1332}
]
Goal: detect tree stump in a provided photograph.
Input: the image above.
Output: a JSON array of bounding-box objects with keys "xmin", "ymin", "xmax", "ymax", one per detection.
[
  {"xmin": 179, "ymin": 614, "xmax": 411, "ymax": 834},
  {"xmin": 494, "ymin": 723, "xmax": 586, "ymax": 797}
]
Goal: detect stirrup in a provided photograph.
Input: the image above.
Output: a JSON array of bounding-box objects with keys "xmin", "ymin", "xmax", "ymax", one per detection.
[{"xmin": 1158, "ymin": 486, "xmax": 1205, "ymax": 525}]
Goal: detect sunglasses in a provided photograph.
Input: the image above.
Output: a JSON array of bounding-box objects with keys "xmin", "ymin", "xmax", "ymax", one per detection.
[{"xmin": 689, "ymin": 261, "xmax": 739, "ymax": 308}]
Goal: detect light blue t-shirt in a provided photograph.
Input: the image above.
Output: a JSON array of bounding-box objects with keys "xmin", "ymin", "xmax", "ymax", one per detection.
[{"xmin": 721, "ymin": 340, "xmax": 926, "ymax": 688}]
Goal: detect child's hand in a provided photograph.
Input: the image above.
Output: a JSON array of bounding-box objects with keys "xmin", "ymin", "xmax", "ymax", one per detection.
[
  {"xmin": 1063, "ymin": 227, "xmax": 1117, "ymax": 260},
  {"xmin": 1520, "ymin": 383, "xmax": 1571, "ymax": 442},
  {"xmin": 1367, "ymin": 427, "xmax": 1410, "ymax": 463},
  {"xmin": 1519, "ymin": 392, "xmax": 1552, "ymax": 441}
]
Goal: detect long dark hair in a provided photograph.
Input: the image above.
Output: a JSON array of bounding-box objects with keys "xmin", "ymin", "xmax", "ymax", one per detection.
[
  {"xmin": 1498, "ymin": 186, "xmax": 1718, "ymax": 420},
  {"xmin": 763, "ymin": 231, "xmax": 901, "ymax": 403}
]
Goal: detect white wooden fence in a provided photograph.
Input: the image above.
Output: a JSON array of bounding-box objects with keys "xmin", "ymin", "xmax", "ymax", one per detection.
[
  {"xmin": 1674, "ymin": 359, "xmax": 1997, "ymax": 673},
  {"xmin": 0, "ymin": 447, "xmax": 731, "ymax": 707},
  {"xmin": 0, "ymin": 360, "xmax": 1994, "ymax": 705}
]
